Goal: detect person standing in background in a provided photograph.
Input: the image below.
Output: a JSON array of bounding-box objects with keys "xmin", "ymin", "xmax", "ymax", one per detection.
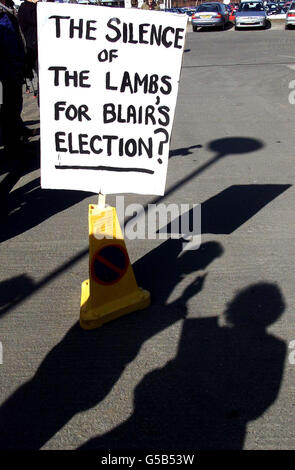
[
  {"xmin": 0, "ymin": 0, "xmax": 25, "ymax": 155},
  {"xmin": 18, "ymin": 0, "xmax": 38, "ymax": 76},
  {"xmin": 141, "ymin": 0, "xmax": 160, "ymax": 10}
]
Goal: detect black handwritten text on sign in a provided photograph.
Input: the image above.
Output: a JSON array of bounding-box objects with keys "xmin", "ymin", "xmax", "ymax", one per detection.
[{"xmin": 38, "ymin": 3, "xmax": 187, "ymax": 195}]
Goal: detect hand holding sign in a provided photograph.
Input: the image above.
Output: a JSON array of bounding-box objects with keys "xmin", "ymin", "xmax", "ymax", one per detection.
[{"xmin": 38, "ymin": 4, "xmax": 187, "ymax": 195}]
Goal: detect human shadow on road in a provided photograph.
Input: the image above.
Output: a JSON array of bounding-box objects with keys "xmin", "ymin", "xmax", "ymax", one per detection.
[
  {"xmin": 0, "ymin": 139, "xmax": 39, "ymax": 177},
  {"xmin": 0, "ymin": 136, "xmax": 264, "ymax": 240},
  {"xmin": 0, "ymin": 176, "xmax": 92, "ymax": 242},
  {"xmin": 0, "ymin": 275, "xmax": 35, "ymax": 318},
  {"xmin": 0, "ymin": 141, "xmax": 40, "ymax": 220},
  {"xmin": 202, "ymin": 184, "xmax": 290, "ymax": 234},
  {"xmin": 0, "ymin": 136, "xmax": 218, "ymax": 241},
  {"xmin": 0, "ymin": 239, "xmax": 223, "ymax": 449},
  {"xmin": 80, "ymin": 282, "xmax": 286, "ymax": 450},
  {"xmin": 163, "ymin": 184, "xmax": 291, "ymax": 237},
  {"xmin": 0, "ymin": 136, "xmax": 90, "ymax": 239}
]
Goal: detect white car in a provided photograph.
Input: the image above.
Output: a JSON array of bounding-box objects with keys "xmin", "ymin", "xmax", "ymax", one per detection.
[
  {"xmin": 235, "ymin": 1, "xmax": 267, "ymax": 29},
  {"xmin": 286, "ymin": 2, "xmax": 295, "ymax": 28}
]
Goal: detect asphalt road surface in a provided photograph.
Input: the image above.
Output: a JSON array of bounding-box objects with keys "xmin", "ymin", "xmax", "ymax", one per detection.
[{"xmin": 1, "ymin": 26, "xmax": 295, "ymax": 450}]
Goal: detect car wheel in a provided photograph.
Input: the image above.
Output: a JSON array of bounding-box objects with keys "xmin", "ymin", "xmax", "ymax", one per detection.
[
  {"xmin": 285, "ymin": 24, "xmax": 289, "ymax": 30},
  {"xmin": 235, "ymin": 25, "xmax": 239, "ymax": 30},
  {"xmin": 193, "ymin": 25, "xmax": 198, "ymax": 32},
  {"xmin": 220, "ymin": 21, "xmax": 225, "ymax": 30}
]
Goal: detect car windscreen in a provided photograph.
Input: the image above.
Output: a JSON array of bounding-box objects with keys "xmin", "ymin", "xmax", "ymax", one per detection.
[
  {"xmin": 238, "ymin": 2, "xmax": 264, "ymax": 11},
  {"xmin": 197, "ymin": 4, "xmax": 220, "ymax": 12}
]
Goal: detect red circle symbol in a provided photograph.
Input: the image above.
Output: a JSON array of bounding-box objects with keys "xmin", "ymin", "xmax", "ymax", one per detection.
[{"xmin": 91, "ymin": 244, "xmax": 129, "ymax": 285}]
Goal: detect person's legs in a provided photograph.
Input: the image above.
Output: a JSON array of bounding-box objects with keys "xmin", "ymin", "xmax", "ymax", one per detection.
[{"xmin": 1, "ymin": 80, "xmax": 24, "ymax": 155}]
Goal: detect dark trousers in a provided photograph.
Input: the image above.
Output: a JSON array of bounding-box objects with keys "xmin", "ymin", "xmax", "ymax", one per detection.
[{"xmin": 0, "ymin": 79, "xmax": 23, "ymax": 151}]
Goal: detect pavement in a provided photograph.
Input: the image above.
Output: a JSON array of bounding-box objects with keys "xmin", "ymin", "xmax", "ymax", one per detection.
[{"xmin": 1, "ymin": 27, "xmax": 295, "ymax": 450}]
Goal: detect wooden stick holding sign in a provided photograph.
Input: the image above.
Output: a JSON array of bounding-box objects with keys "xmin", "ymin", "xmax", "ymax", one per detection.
[{"xmin": 98, "ymin": 193, "xmax": 106, "ymax": 209}]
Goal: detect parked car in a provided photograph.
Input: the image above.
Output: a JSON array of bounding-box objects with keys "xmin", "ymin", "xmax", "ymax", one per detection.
[
  {"xmin": 191, "ymin": 2, "xmax": 229, "ymax": 31},
  {"xmin": 285, "ymin": 1, "xmax": 295, "ymax": 27},
  {"xmin": 165, "ymin": 8, "xmax": 183, "ymax": 13},
  {"xmin": 180, "ymin": 7, "xmax": 197, "ymax": 18},
  {"xmin": 235, "ymin": 1, "xmax": 267, "ymax": 29},
  {"xmin": 265, "ymin": 2, "xmax": 281, "ymax": 14}
]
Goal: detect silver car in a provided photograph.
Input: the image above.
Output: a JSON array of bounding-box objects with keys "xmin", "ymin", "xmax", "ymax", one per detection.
[
  {"xmin": 235, "ymin": 1, "xmax": 267, "ymax": 29},
  {"xmin": 286, "ymin": 2, "xmax": 295, "ymax": 28},
  {"xmin": 191, "ymin": 2, "xmax": 229, "ymax": 31}
]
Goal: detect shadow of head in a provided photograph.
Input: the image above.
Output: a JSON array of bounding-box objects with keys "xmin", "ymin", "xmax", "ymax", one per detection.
[
  {"xmin": 208, "ymin": 137, "xmax": 264, "ymax": 158},
  {"xmin": 224, "ymin": 282, "xmax": 285, "ymax": 329}
]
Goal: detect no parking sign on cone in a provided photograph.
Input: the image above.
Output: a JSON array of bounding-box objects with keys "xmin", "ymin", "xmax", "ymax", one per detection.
[{"xmin": 80, "ymin": 201, "xmax": 150, "ymax": 330}]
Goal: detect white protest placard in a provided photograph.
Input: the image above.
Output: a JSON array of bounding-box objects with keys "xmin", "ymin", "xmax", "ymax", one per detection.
[{"xmin": 37, "ymin": 4, "xmax": 187, "ymax": 195}]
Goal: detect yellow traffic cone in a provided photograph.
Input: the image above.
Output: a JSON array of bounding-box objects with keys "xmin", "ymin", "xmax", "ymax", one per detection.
[{"xmin": 80, "ymin": 202, "xmax": 150, "ymax": 330}]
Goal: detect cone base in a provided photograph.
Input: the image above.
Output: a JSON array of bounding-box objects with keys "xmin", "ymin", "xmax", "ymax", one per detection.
[{"xmin": 80, "ymin": 279, "xmax": 151, "ymax": 330}]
